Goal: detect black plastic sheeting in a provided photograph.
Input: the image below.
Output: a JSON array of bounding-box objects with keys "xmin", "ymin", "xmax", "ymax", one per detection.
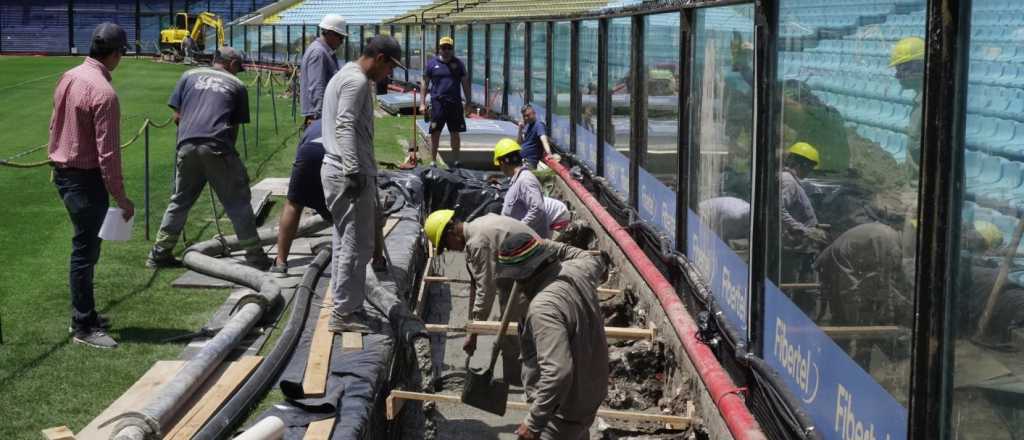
[
  {"xmin": 248, "ymin": 170, "xmax": 428, "ymax": 440},
  {"xmin": 415, "ymin": 166, "xmax": 509, "ymax": 223}
]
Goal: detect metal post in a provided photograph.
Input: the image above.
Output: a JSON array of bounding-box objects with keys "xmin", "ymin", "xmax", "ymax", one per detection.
[
  {"xmin": 630, "ymin": 15, "xmax": 646, "ymax": 210},
  {"xmin": 272, "ymin": 25, "xmax": 277, "ymax": 63},
  {"xmin": 135, "ymin": 0, "xmax": 141, "ymax": 54},
  {"xmin": 524, "ymin": 22, "xmax": 532, "ymax": 105},
  {"xmin": 255, "ymin": 72, "xmax": 261, "ymax": 149},
  {"xmin": 570, "ymin": 21, "xmax": 579, "ymax": 155},
  {"xmin": 258, "ymin": 24, "xmax": 263, "ymax": 64},
  {"xmin": 68, "ymin": 0, "xmax": 74, "ymax": 54},
  {"xmin": 908, "ymin": 0, "xmax": 972, "ymax": 437},
  {"xmin": 546, "ymin": 22, "xmax": 554, "ymax": 134},
  {"xmin": 145, "ymin": 123, "xmax": 151, "ymax": 241},
  {"xmin": 269, "ymin": 71, "xmax": 278, "ymax": 134},
  {"xmin": 676, "ymin": 9, "xmax": 693, "ymax": 254},
  {"xmin": 502, "ymin": 23, "xmax": 510, "ymax": 116},
  {"xmin": 484, "ymin": 24, "xmax": 491, "ymax": 114},
  {"xmin": 466, "ymin": 25, "xmax": 473, "ymax": 97},
  {"xmin": 596, "ymin": 19, "xmax": 608, "ymax": 177}
]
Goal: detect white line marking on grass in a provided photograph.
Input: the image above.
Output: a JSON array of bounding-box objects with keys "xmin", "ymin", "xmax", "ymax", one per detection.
[{"xmin": 0, "ymin": 72, "xmax": 62, "ymax": 93}]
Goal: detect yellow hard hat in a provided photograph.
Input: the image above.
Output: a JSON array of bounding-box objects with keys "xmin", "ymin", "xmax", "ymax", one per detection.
[
  {"xmin": 889, "ymin": 36, "xmax": 925, "ymax": 67},
  {"xmin": 493, "ymin": 138, "xmax": 522, "ymax": 166},
  {"xmin": 974, "ymin": 220, "xmax": 1003, "ymax": 249},
  {"xmin": 424, "ymin": 209, "xmax": 456, "ymax": 252},
  {"xmin": 439, "ymin": 36, "xmax": 454, "ymax": 46},
  {"xmin": 787, "ymin": 142, "xmax": 820, "ymax": 169}
]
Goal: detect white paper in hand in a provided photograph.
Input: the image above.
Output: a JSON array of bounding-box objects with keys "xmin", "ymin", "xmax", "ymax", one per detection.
[{"xmin": 98, "ymin": 207, "xmax": 133, "ymax": 241}]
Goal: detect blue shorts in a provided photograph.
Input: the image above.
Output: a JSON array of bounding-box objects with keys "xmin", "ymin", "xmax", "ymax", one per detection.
[
  {"xmin": 286, "ymin": 159, "xmax": 332, "ymax": 221},
  {"xmin": 428, "ymin": 99, "xmax": 467, "ymax": 134}
]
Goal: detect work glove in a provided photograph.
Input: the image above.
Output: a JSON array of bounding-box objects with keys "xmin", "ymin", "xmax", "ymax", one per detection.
[
  {"xmin": 343, "ymin": 174, "xmax": 367, "ymax": 199},
  {"xmin": 805, "ymin": 227, "xmax": 829, "ymax": 245}
]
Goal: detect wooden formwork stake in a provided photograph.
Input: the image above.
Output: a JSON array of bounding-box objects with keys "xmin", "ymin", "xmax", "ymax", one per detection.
[
  {"xmin": 385, "ymin": 390, "xmax": 693, "ymax": 429},
  {"xmin": 303, "ymin": 290, "xmax": 335, "ymax": 397},
  {"xmin": 40, "ymin": 426, "xmax": 75, "ymax": 440},
  {"xmin": 424, "ymin": 321, "xmax": 657, "ymax": 342}
]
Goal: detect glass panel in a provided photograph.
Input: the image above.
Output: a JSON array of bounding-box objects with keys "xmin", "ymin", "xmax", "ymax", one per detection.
[
  {"xmin": 688, "ymin": 3, "xmax": 753, "ymax": 345},
  {"xmin": 454, "ymin": 25, "xmax": 469, "ymax": 63},
  {"xmin": 489, "ymin": 24, "xmax": 506, "ymax": 114},
  {"xmin": 951, "ymin": 1, "xmax": 1024, "ymax": 439},
  {"xmin": 604, "ymin": 17, "xmax": 631, "ymax": 200},
  {"xmin": 765, "ymin": 1, "xmax": 928, "ymax": 438},
  {"xmin": 578, "ymin": 20, "xmax": 599, "ymax": 171},
  {"xmin": 425, "ymin": 25, "xmax": 437, "ymax": 60},
  {"xmin": 551, "ymin": 21, "xmax": 571, "ymax": 151},
  {"xmin": 530, "ymin": 23, "xmax": 549, "ymax": 124},
  {"xmin": 509, "ymin": 23, "xmax": 526, "ymax": 121},
  {"xmin": 640, "ymin": 12, "xmax": 680, "ymax": 246},
  {"xmin": 347, "ymin": 25, "xmax": 361, "ymax": 62},
  {"xmin": 275, "ymin": 26, "xmax": 288, "ymax": 63},
  {"xmin": 471, "ymin": 24, "xmax": 487, "ymax": 105},
  {"xmin": 410, "ymin": 25, "xmax": 423, "ymax": 79}
]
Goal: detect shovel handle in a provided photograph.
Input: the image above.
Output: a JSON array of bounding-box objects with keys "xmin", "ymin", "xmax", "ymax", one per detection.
[{"xmin": 487, "ymin": 284, "xmax": 520, "ymax": 372}]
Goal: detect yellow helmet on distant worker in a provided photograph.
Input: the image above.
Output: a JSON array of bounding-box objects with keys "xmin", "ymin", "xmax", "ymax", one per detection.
[
  {"xmin": 787, "ymin": 142, "xmax": 820, "ymax": 169},
  {"xmin": 424, "ymin": 209, "xmax": 456, "ymax": 252},
  {"xmin": 439, "ymin": 36, "xmax": 454, "ymax": 46},
  {"xmin": 889, "ymin": 36, "xmax": 925, "ymax": 67},
  {"xmin": 493, "ymin": 138, "xmax": 522, "ymax": 166},
  {"xmin": 974, "ymin": 220, "xmax": 1004, "ymax": 249}
]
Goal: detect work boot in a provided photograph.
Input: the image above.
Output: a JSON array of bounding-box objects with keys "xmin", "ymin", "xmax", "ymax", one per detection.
[
  {"xmin": 328, "ymin": 309, "xmax": 374, "ymax": 334},
  {"xmin": 146, "ymin": 248, "xmax": 183, "ymax": 268},
  {"xmin": 73, "ymin": 329, "xmax": 118, "ymax": 349},
  {"xmin": 244, "ymin": 249, "xmax": 273, "ymax": 271}
]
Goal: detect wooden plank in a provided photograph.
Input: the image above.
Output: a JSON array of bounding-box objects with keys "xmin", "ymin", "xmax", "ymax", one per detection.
[
  {"xmin": 426, "ymin": 321, "xmax": 655, "ymax": 341},
  {"xmin": 385, "ymin": 393, "xmax": 405, "ymax": 420},
  {"xmin": 250, "ymin": 189, "xmax": 272, "ymax": 218},
  {"xmin": 40, "ymin": 426, "xmax": 75, "ymax": 440},
  {"xmin": 303, "ymin": 291, "xmax": 335, "ymax": 397},
  {"xmin": 779, "ymin": 283, "xmax": 820, "ymax": 290},
  {"xmin": 163, "ymin": 356, "xmax": 264, "ymax": 440},
  {"xmin": 821, "ymin": 325, "xmax": 906, "ymax": 339},
  {"xmin": 383, "ymin": 217, "xmax": 400, "ymax": 238},
  {"xmin": 386, "ymin": 390, "xmax": 692, "ymax": 428},
  {"xmin": 342, "ymin": 332, "xmax": 363, "ymax": 352},
  {"xmin": 414, "ymin": 251, "xmax": 435, "ymax": 318},
  {"xmin": 422, "ymin": 276, "xmax": 472, "ymax": 284},
  {"xmin": 77, "ymin": 361, "xmax": 186, "ymax": 439},
  {"xmin": 597, "ymin": 287, "xmax": 623, "ymax": 295},
  {"xmin": 303, "ymin": 418, "xmax": 336, "ymax": 440}
]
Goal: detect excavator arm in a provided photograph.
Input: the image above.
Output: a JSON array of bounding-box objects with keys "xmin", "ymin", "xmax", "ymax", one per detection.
[{"xmin": 189, "ymin": 12, "xmax": 225, "ymax": 50}]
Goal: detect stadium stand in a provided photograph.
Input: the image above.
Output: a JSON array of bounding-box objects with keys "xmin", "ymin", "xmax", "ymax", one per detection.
[{"xmin": 269, "ymin": 0, "xmax": 435, "ymax": 24}]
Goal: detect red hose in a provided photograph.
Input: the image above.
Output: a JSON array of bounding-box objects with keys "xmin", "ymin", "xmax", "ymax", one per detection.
[{"xmin": 545, "ymin": 157, "xmax": 766, "ymax": 440}]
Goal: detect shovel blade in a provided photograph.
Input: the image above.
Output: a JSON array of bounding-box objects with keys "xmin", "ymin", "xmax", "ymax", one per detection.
[{"xmin": 461, "ymin": 367, "xmax": 509, "ymax": 416}]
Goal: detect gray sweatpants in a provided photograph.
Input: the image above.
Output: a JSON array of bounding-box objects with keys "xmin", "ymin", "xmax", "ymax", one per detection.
[
  {"xmin": 154, "ymin": 141, "xmax": 260, "ymax": 253},
  {"xmin": 321, "ymin": 161, "xmax": 377, "ymax": 315}
]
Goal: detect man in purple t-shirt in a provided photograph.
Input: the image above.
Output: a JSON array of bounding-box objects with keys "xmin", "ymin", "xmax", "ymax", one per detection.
[{"xmin": 407, "ymin": 36, "xmax": 472, "ymax": 167}]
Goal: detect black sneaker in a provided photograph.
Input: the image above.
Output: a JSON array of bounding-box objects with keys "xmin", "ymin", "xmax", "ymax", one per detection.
[
  {"xmin": 328, "ymin": 310, "xmax": 374, "ymax": 334},
  {"xmin": 147, "ymin": 250, "xmax": 183, "ymax": 268},
  {"xmin": 73, "ymin": 329, "xmax": 118, "ymax": 349},
  {"xmin": 268, "ymin": 261, "xmax": 288, "ymax": 274}
]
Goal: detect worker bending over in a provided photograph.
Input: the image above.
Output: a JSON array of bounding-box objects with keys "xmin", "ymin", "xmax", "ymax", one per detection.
[
  {"xmin": 148, "ymin": 47, "xmax": 271, "ymax": 270},
  {"xmin": 495, "ymin": 138, "xmax": 549, "ymax": 237},
  {"xmin": 495, "ymin": 233, "xmax": 609, "ymax": 440},
  {"xmin": 424, "ymin": 209, "xmax": 538, "ymax": 385}
]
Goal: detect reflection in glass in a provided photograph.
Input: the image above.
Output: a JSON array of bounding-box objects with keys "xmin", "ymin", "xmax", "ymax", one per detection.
[
  {"xmin": 530, "ymin": 24, "xmax": 548, "ymax": 121},
  {"xmin": 489, "ymin": 24, "xmax": 506, "ymax": 113},
  {"xmin": 774, "ymin": 0, "xmax": 927, "ymax": 408},
  {"xmin": 509, "ymin": 23, "xmax": 526, "ymax": 120},
  {"xmin": 952, "ymin": 1, "xmax": 1024, "ymax": 438},
  {"xmin": 640, "ymin": 12, "xmax": 680, "ymax": 244},
  {"xmin": 471, "ymin": 24, "xmax": 486, "ymax": 105},
  {"xmin": 551, "ymin": 22, "xmax": 571, "ymax": 149},
  {"xmin": 604, "ymin": 17, "xmax": 631, "ymax": 199}
]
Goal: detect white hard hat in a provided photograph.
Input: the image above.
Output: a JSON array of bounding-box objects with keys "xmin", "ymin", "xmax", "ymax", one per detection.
[{"xmin": 319, "ymin": 14, "xmax": 348, "ymax": 36}]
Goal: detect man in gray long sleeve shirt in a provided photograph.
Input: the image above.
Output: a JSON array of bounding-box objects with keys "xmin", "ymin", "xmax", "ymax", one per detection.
[
  {"xmin": 300, "ymin": 14, "xmax": 345, "ymax": 124},
  {"xmin": 320, "ymin": 36, "xmax": 404, "ymax": 334},
  {"xmin": 495, "ymin": 233, "xmax": 609, "ymax": 440},
  {"xmin": 495, "ymin": 138, "xmax": 549, "ymax": 237}
]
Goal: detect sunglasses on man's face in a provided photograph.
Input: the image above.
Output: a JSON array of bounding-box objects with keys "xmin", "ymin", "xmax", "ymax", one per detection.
[{"xmin": 440, "ymin": 45, "xmax": 453, "ymax": 51}]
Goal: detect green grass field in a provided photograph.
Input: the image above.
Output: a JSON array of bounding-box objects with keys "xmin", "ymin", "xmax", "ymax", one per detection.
[{"xmin": 0, "ymin": 55, "xmax": 409, "ymax": 438}]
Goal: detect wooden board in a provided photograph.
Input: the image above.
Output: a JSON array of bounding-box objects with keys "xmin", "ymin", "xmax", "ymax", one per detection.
[
  {"xmin": 383, "ymin": 217, "xmax": 400, "ymax": 238},
  {"xmin": 250, "ymin": 177, "xmax": 291, "ymax": 196},
  {"xmin": 414, "ymin": 253, "xmax": 435, "ymax": 318},
  {"xmin": 40, "ymin": 426, "xmax": 75, "ymax": 440},
  {"xmin": 250, "ymin": 189, "xmax": 272, "ymax": 218},
  {"xmin": 303, "ymin": 291, "xmax": 335, "ymax": 397},
  {"xmin": 163, "ymin": 356, "xmax": 263, "ymax": 439},
  {"xmin": 342, "ymin": 332, "xmax": 363, "ymax": 352},
  {"xmin": 424, "ymin": 321, "xmax": 655, "ymax": 341},
  {"xmin": 303, "ymin": 417, "xmax": 336, "ymax": 439},
  {"xmin": 821, "ymin": 325, "xmax": 906, "ymax": 339},
  {"xmin": 76, "ymin": 361, "xmax": 186, "ymax": 439},
  {"xmin": 385, "ymin": 390, "xmax": 693, "ymax": 429}
]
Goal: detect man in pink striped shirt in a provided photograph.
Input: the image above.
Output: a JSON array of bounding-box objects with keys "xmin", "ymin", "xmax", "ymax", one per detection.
[{"xmin": 48, "ymin": 22, "xmax": 134, "ymax": 349}]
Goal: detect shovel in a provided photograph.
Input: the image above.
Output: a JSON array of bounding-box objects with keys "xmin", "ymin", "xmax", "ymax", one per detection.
[{"xmin": 461, "ymin": 286, "xmax": 518, "ymax": 415}]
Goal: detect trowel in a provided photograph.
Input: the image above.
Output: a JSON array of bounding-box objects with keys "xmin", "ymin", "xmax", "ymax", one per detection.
[{"xmin": 460, "ymin": 287, "xmax": 518, "ymax": 415}]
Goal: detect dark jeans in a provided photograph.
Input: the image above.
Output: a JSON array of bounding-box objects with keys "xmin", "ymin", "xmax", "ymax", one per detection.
[{"xmin": 53, "ymin": 167, "xmax": 108, "ymax": 332}]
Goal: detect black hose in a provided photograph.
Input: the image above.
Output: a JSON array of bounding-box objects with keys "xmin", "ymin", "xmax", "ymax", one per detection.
[{"xmin": 192, "ymin": 248, "xmax": 332, "ymax": 440}]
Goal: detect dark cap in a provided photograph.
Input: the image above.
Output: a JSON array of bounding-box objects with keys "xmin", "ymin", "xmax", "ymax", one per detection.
[
  {"xmin": 363, "ymin": 35, "xmax": 405, "ymax": 70},
  {"xmin": 91, "ymin": 22, "xmax": 128, "ymax": 53},
  {"xmin": 215, "ymin": 46, "xmax": 247, "ymax": 71},
  {"xmin": 495, "ymin": 233, "xmax": 556, "ymax": 280}
]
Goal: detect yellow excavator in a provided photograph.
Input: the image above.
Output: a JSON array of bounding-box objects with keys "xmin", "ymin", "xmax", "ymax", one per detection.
[{"xmin": 159, "ymin": 12, "xmax": 225, "ymax": 60}]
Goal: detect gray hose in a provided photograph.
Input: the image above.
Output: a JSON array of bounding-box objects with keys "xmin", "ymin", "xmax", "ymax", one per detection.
[{"xmin": 106, "ymin": 215, "xmax": 331, "ymax": 439}]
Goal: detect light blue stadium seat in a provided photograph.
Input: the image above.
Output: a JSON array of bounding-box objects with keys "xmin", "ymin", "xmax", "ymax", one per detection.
[{"xmin": 966, "ymin": 150, "xmax": 984, "ymax": 180}]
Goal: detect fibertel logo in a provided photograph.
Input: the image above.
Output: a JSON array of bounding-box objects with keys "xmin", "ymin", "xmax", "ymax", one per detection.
[{"xmin": 773, "ymin": 317, "xmax": 821, "ymax": 404}]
